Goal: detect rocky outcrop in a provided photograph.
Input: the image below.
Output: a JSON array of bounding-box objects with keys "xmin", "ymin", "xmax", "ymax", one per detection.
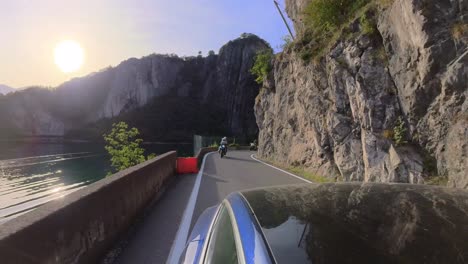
[
  {"xmin": 255, "ymin": 0, "xmax": 467, "ymax": 187},
  {"xmin": 0, "ymin": 34, "xmax": 271, "ymax": 141}
]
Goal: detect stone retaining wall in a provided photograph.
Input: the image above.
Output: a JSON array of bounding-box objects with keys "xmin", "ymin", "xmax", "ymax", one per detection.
[{"xmin": 0, "ymin": 151, "xmax": 177, "ymax": 264}]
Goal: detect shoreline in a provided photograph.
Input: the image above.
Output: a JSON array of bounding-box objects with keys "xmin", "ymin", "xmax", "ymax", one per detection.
[{"xmin": 0, "ymin": 136, "xmax": 193, "ymax": 145}]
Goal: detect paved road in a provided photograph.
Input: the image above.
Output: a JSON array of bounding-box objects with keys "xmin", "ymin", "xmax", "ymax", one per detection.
[
  {"xmin": 111, "ymin": 151, "xmax": 308, "ymax": 264},
  {"xmin": 190, "ymin": 151, "xmax": 307, "ymax": 230}
]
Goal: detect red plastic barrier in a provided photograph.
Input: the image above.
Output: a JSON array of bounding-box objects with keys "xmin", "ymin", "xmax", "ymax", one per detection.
[{"xmin": 177, "ymin": 157, "xmax": 199, "ymax": 174}]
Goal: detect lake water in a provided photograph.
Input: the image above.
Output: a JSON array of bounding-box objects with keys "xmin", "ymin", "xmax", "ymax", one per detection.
[{"xmin": 0, "ymin": 141, "xmax": 192, "ymax": 224}]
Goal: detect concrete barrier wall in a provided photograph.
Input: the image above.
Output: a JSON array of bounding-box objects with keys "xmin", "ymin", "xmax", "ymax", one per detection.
[
  {"xmin": 196, "ymin": 147, "xmax": 217, "ymax": 167},
  {"xmin": 0, "ymin": 151, "xmax": 177, "ymax": 264}
]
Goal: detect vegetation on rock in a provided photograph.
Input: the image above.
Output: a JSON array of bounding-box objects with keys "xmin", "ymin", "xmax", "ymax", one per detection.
[
  {"xmin": 426, "ymin": 175, "xmax": 449, "ymax": 186},
  {"xmin": 259, "ymin": 156, "xmax": 334, "ymax": 183},
  {"xmin": 280, "ymin": 35, "xmax": 294, "ymax": 50},
  {"xmin": 103, "ymin": 122, "xmax": 155, "ymax": 174},
  {"xmin": 452, "ymin": 22, "xmax": 468, "ymax": 41},
  {"xmin": 251, "ymin": 50, "xmax": 273, "ymax": 84},
  {"xmin": 296, "ymin": 0, "xmax": 392, "ymax": 61},
  {"xmin": 393, "ymin": 116, "xmax": 407, "ymax": 146}
]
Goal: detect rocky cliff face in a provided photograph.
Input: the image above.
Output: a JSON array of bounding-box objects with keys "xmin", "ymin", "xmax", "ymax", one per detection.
[
  {"xmin": 255, "ymin": 0, "xmax": 467, "ymax": 188},
  {"xmin": 0, "ymin": 34, "xmax": 270, "ymax": 141}
]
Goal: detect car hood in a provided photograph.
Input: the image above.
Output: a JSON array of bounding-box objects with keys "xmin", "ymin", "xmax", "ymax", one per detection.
[{"xmin": 240, "ymin": 183, "xmax": 468, "ymax": 264}]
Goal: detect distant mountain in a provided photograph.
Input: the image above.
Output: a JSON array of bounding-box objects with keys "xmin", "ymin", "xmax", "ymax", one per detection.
[
  {"xmin": 0, "ymin": 84, "xmax": 14, "ymax": 95},
  {"xmin": 0, "ymin": 34, "xmax": 272, "ymax": 142}
]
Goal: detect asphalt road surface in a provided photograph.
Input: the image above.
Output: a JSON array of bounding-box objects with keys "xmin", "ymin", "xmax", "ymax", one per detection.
[{"xmin": 111, "ymin": 151, "xmax": 308, "ymax": 264}]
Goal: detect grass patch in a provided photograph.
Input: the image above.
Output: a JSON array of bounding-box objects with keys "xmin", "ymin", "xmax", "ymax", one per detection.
[
  {"xmin": 258, "ymin": 156, "xmax": 334, "ymax": 183},
  {"xmin": 287, "ymin": 166, "xmax": 334, "ymax": 183}
]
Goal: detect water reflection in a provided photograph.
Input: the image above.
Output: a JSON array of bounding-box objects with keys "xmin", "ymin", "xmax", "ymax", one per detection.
[
  {"xmin": 0, "ymin": 151, "xmax": 108, "ymax": 224},
  {"xmin": 0, "ymin": 141, "xmax": 193, "ymax": 224}
]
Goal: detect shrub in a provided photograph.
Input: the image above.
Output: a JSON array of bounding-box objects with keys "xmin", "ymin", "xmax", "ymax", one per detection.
[
  {"xmin": 103, "ymin": 122, "xmax": 154, "ymax": 174},
  {"xmin": 452, "ymin": 22, "xmax": 468, "ymax": 41},
  {"xmin": 229, "ymin": 143, "xmax": 240, "ymax": 148},
  {"xmin": 304, "ymin": 0, "xmax": 370, "ymax": 34},
  {"xmin": 209, "ymin": 142, "xmax": 219, "ymax": 148},
  {"xmin": 280, "ymin": 35, "xmax": 294, "ymax": 50},
  {"xmin": 299, "ymin": 0, "xmax": 387, "ymax": 62},
  {"xmin": 251, "ymin": 50, "xmax": 273, "ymax": 84},
  {"xmin": 360, "ymin": 13, "xmax": 377, "ymax": 35},
  {"xmin": 393, "ymin": 116, "xmax": 407, "ymax": 146}
]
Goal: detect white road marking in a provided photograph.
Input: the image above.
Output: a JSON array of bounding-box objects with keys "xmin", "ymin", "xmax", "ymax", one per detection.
[
  {"xmin": 166, "ymin": 152, "xmax": 214, "ymax": 264},
  {"xmin": 250, "ymin": 154, "xmax": 313, "ymax": 183}
]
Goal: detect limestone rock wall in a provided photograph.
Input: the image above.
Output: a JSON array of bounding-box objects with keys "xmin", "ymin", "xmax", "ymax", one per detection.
[{"xmin": 255, "ymin": 0, "xmax": 467, "ymax": 188}]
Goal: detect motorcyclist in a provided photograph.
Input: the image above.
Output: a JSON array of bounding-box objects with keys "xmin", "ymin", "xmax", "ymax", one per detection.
[
  {"xmin": 219, "ymin": 137, "xmax": 228, "ymax": 153},
  {"xmin": 250, "ymin": 139, "xmax": 257, "ymax": 150}
]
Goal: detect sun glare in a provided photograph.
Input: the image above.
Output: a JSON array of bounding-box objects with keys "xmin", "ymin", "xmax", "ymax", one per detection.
[{"xmin": 54, "ymin": 40, "xmax": 84, "ymax": 73}]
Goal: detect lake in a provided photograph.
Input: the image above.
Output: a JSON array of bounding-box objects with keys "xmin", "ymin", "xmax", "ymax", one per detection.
[{"xmin": 0, "ymin": 141, "xmax": 192, "ymax": 224}]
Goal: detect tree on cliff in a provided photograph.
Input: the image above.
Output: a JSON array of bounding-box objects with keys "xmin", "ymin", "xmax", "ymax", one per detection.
[
  {"xmin": 103, "ymin": 122, "xmax": 155, "ymax": 175},
  {"xmin": 251, "ymin": 50, "xmax": 273, "ymax": 84}
]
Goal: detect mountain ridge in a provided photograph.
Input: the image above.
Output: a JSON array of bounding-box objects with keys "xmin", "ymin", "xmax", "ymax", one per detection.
[
  {"xmin": 0, "ymin": 34, "xmax": 272, "ymax": 142},
  {"xmin": 0, "ymin": 84, "xmax": 14, "ymax": 95}
]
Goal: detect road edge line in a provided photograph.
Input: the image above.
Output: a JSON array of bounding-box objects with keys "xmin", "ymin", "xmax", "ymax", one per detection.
[
  {"xmin": 166, "ymin": 152, "xmax": 214, "ymax": 264},
  {"xmin": 250, "ymin": 154, "xmax": 313, "ymax": 184}
]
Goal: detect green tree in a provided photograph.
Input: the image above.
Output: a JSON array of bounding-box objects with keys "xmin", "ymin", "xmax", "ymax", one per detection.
[
  {"xmin": 251, "ymin": 50, "xmax": 273, "ymax": 84},
  {"xmin": 103, "ymin": 122, "xmax": 154, "ymax": 174}
]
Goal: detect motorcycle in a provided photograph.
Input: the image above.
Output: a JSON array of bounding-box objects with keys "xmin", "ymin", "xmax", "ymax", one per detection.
[{"xmin": 219, "ymin": 144, "xmax": 227, "ymax": 158}]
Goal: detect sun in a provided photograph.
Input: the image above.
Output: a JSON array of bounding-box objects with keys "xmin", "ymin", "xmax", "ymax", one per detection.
[{"xmin": 54, "ymin": 40, "xmax": 84, "ymax": 73}]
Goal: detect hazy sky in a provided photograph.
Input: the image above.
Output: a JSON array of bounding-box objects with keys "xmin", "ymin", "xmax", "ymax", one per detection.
[{"xmin": 0, "ymin": 0, "xmax": 294, "ymax": 88}]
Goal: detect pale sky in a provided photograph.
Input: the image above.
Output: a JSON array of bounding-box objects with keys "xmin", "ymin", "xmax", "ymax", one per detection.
[{"xmin": 0, "ymin": 0, "xmax": 293, "ymax": 88}]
